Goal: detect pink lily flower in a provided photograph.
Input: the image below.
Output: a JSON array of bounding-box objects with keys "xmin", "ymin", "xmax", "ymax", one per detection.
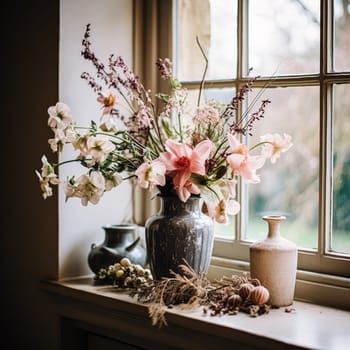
[
  {"xmin": 159, "ymin": 139, "xmax": 213, "ymax": 201},
  {"xmin": 226, "ymin": 134, "xmax": 265, "ymax": 184}
]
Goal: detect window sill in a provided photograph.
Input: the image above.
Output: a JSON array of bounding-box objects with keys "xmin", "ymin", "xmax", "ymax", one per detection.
[{"xmin": 41, "ymin": 276, "xmax": 350, "ymax": 350}]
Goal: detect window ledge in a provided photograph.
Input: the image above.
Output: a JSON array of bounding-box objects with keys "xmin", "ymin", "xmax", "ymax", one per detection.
[{"xmin": 41, "ymin": 276, "xmax": 350, "ymax": 350}]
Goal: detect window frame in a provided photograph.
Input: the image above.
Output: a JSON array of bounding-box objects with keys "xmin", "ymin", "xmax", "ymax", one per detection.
[{"xmin": 131, "ymin": 0, "xmax": 350, "ymax": 308}]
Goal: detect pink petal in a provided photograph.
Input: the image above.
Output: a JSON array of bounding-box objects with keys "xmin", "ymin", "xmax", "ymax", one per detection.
[
  {"xmin": 165, "ymin": 139, "xmax": 192, "ymax": 159},
  {"xmin": 227, "ymin": 154, "xmax": 245, "ymax": 171},
  {"xmin": 194, "ymin": 140, "xmax": 212, "ymax": 162},
  {"xmin": 190, "ymin": 140, "xmax": 213, "ymax": 174},
  {"xmin": 227, "ymin": 133, "xmax": 241, "ymax": 152},
  {"xmin": 158, "ymin": 152, "xmax": 177, "ymax": 171},
  {"xmin": 173, "ymin": 169, "xmax": 191, "ymax": 189},
  {"xmin": 177, "ymin": 186, "xmax": 190, "ymax": 202},
  {"xmin": 176, "ymin": 181, "xmax": 200, "ymax": 202}
]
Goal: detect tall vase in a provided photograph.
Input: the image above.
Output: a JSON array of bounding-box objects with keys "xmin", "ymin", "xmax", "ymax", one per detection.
[
  {"xmin": 249, "ymin": 215, "xmax": 298, "ymax": 307},
  {"xmin": 88, "ymin": 224, "xmax": 147, "ymax": 275},
  {"xmin": 145, "ymin": 195, "xmax": 215, "ymax": 280}
]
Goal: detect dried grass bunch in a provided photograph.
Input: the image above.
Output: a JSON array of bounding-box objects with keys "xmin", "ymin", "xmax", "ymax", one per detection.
[{"xmin": 131, "ymin": 260, "xmax": 271, "ymax": 327}]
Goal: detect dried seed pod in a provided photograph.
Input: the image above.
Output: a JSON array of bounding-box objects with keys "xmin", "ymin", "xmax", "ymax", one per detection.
[
  {"xmin": 227, "ymin": 294, "xmax": 242, "ymax": 308},
  {"xmin": 134, "ymin": 264, "xmax": 145, "ymax": 276},
  {"xmin": 120, "ymin": 257, "xmax": 131, "ymax": 267},
  {"xmin": 113, "ymin": 262, "xmax": 121, "ymax": 272},
  {"xmin": 115, "ymin": 269, "xmax": 124, "ymax": 278},
  {"xmin": 238, "ymin": 283, "xmax": 255, "ymax": 299},
  {"xmin": 250, "ymin": 286, "xmax": 270, "ymax": 305}
]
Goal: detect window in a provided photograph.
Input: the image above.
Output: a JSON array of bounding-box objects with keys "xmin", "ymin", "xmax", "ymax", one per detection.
[{"xmin": 173, "ymin": 0, "xmax": 350, "ymax": 289}]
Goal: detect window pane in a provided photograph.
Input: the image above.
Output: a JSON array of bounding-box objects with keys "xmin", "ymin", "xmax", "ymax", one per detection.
[
  {"xmin": 246, "ymin": 87, "xmax": 319, "ymax": 250},
  {"xmin": 249, "ymin": 0, "xmax": 320, "ymax": 76},
  {"xmin": 332, "ymin": 84, "xmax": 350, "ymax": 254},
  {"xmin": 175, "ymin": 0, "xmax": 237, "ymax": 81},
  {"xmin": 186, "ymin": 87, "xmax": 235, "ymax": 108},
  {"xmin": 334, "ymin": 0, "xmax": 350, "ymax": 72}
]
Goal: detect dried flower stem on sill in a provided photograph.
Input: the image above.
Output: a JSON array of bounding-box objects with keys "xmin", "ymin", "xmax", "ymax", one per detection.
[{"xmin": 130, "ymin": 260, "xmax": 271, "ymax": 327}]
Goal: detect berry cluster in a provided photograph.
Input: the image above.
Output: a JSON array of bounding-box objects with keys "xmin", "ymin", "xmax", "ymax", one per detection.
[{"xmin": 95, "ymin": 258, "xmax": 153, "ymax": 288}]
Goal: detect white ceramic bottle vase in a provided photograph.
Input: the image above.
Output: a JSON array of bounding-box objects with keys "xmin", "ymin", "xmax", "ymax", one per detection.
[{"xmin": 249, "ymin": 215, "xmax": 298, "ymax": 307}]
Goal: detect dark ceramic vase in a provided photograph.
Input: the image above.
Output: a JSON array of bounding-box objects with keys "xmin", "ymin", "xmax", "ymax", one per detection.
[
  {"xmin": 145, "ymin": 195, "xmax": 214, "ymax": 280},
  {"xmin": 88, "ymin": 224, "xmax": 147, "ymax": 274}
]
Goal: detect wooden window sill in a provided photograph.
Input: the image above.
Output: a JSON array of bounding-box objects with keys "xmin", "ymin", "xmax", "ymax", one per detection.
[{"xmin": 41, "ymin": 276, "xmax": 350, "ymax": 350}]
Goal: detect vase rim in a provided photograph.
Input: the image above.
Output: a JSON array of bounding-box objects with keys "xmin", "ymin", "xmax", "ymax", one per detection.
[
  {"xmin": 103, "ymin": 224, "xmax": 137, "ymax": 230},
  {"xmin": 262, "ymin": 215, "xmax": 286, "ymax": 221},
  {"xmin": 156, "ymin": 193, "xmax": 201, "ymax": 200}
]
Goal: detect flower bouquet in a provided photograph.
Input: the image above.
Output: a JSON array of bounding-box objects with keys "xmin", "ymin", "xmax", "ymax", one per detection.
[{"xmin": 36, "ymin": 24, "xmax": 292, "ymax": 224}]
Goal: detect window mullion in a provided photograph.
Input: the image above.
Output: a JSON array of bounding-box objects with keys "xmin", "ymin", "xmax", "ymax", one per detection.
[
  {"xmin": 236, "ymin": 0, "xmax": 249, "ymax": 242},
  {"xmin": 318, "ymin": 0, "xmax": 333, "ymax": 257},
  {"xmin": 319, "ymin": 83, "xmax": 333, "ymax": 256}
]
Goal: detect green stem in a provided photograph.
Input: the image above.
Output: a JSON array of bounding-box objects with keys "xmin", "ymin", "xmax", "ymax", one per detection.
[
  {"xmin": 177, "ymin": 112, "xmax": 183, "ymax": 143},
  {"xmin": 196, "ymin": 36, "xmax": 208, "ymax": 107},
  {"xmin": 249, "ymin": 141, "xmax": 271, "ymax": 152},
  {"xmin": 53, "ymin": 159, "xmax": 82, "ymax": 168}
]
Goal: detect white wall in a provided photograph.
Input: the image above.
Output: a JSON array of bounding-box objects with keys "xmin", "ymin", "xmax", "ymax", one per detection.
[{"xmin": 59, "ymin": 0, "xmax": 133, "ymax": 278}]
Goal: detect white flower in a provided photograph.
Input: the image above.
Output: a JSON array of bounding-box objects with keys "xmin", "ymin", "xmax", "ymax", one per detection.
[
  {"xmin": 47, "ymin": 102, "xmax": 73, "ymax": 130},
  {"xmin": 35, "ymin": 170, "xmax": 53, "ymax": 199},
  {"xmin": 135, "ymin": 160, "xmax": 166, "ymax": 190},
  {"xmin": 87, "ymin": 135, "xmax": 115, "ymax": 163},
  {"xmin": 100, "ymin": 115, "xmax": 119, "ymax": 132},
  {"xmin": 73, "ymin": 135, "xmax": 90, "ymax": 157},
  {"xmin": 260, "ymin": 133, "xmax": 293, "ymax": 164},
  {"xmin": 48, "ymin": 128, "xmax": 67, "ymax": 153},
  {"xmin": 75, "ymin": 171, "xmax": 106, "ymax": 206},
  {"xmin": 40, "ymin": 155, "xmax": 59, "ymax": 184},
  {"xmin": 105, "ymin": 174, "xmax": 123, "ymax": 191},
  {"xmin": 63, "ymin": 180, "xmax": 79, "ymax": 202}
]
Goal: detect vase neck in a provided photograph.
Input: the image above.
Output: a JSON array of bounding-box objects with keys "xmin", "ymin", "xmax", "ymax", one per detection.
[
  {"xmin": 159, "ymin": 196, "xmax": 201, "ymax": 215},
  {"xmin": 263, "ymin": 215, "xmax": 286, "ymax": 239},
  {"xmin": 102, "ymin": 225, "xmax": 135, "ymax": 245}
]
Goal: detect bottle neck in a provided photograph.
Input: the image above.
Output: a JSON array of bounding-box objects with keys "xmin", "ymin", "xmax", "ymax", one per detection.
[{"xmin": 263, "ymin": 215, "xmax": 286, "ymax": 239}]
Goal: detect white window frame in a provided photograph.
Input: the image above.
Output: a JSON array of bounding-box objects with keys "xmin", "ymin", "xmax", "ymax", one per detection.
[{"xmin": 171, "ymin": 0, "xmax": 350, "ymax": 308}]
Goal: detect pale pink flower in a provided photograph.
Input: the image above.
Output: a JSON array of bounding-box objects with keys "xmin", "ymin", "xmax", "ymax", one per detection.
[
  {"xmin": 105, "ymin": 174, "xmax": 123, "ymax": 191},
  {"xmin": 63, "ymin": 180, "xmax": 79, "ymax": 202},
  {"xmin": 48, "ymin": 128, "xmax": 68, "ymax": 153},
  {"xmin": 214, "ymin": 200, "xmax": 229, "ymax": 224},
  {"xmin": 203, "ymin": 197, "xmax": 240, "ymax": 224},
  {"xmin": 47, "ymin": 102, "xmax": 73, "ymax": 130},
  {"xmin": 40, "ymin": 155, "xmax": 59, "ymax": 185},
  {"xmin": 193, "ymin": 104, "xmax": 220, "ymax": 124},
  {"xmin": 260, "ymin": 133, "xmax": 293, "ymax": 164},
  {"xmin": 75, "ymin": 171, "xmax": 106, "ymax": 206},
  {"xmin": 227, "ymin": 199, "xmax": 240, "ymax": 216},
  {"xmin": 136, "ymin": 107, "xmax": 151, "ymax": 129},
  {"xmin": 99, "ymin": 115, "xmax": 119, "ymax": 132},
  {"xmin": 203, "ymin": 200, "xmax": 227, "ymax": 224},
  {"xmin": 199, "ymin": 178, "xmax": 240, "ymax": 223},
  {"xmin": 35, "ymin": 156, "xmax": 60, "ymax": 199},
  {"xmin": 97, "ymin": 91, "xmax": 116, "ymax": 116},
  {"xmin": 227, "ymin": 134, "xmax": 265, "ymax": 184},
  {"xmin": 135, "ymin": 160, "xmax": 166, "ymax": 190},
  {"xmin": 48, "ymin": 126, "xmax": 76, "ymax": 153},
  {"xmin": 86, "ymin": 135, "xmax": 115, "ymax": 163},
  {"xmin": 73, "ymin": 135, "xmax": 90, "ymax": 157},
  {"xmin": 35, "ymin": 170, "xmax": 53, "ymax": 199},
  {"xmin": 159, "ymin": 139, "xmax": 213, "ymax": 201}
]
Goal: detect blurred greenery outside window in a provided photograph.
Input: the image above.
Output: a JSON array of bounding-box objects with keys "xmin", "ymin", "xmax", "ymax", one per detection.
[{"xmin": 174, "ymin": 0, "xmax": 350, "ymax": 277}]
